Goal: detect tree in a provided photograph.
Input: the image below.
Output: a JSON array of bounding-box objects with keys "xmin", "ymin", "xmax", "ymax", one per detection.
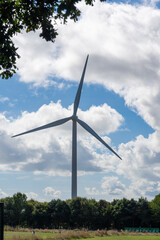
[
  {"xmin": 0, "ymin": 0, "xmax": 105, "ymax": 79},
  {"xmin": 47, "ymin": 199, "xmax": 71, "ymax": 228},
  {"xmin": 86, "ymin": 199, "xmax": 99, "ymax": 229},
  {"xmin": 136, "ymin": 197, "xmax": 152, "ymax": 227},
  {"xmin": 67, "ymin": 197, "xmax": 99, "ymax": 229},
  {"xmin": 0, "ymin": 193, "xmax": 27, "ymax": 226},
  {"xmin": 150, "ymin": 194, "xmax": 160, "ymax": 227},
  {"xmin": 96, "ymin": 199, "xmax": 112, "ymax": 229},
  {"xmin": 1, "ymin": 197, "xmax": 15, "ymax": 226},
  {"xmin": 67, "ymin": 197, "xmax": 86, "ymax": 228},
  {"xmin": 23, "ymin": 199, "xmax": 38, "ymax": 227},
  {"xmin": 111, "ymin": 198, "xmax": 138, "ymax": 229},
  {"xmin": 12, "ymin": 192, "xmax": 27, "ymax": 226},
  {"xmin": 32, "ymin": 201, "xmax": 48, "ymax": 228}
]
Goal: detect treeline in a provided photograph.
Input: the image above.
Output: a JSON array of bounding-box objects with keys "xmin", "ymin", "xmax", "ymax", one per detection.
[{"xmin": 1, "ymin": 193, "xmax": 160, "ymax": 230}]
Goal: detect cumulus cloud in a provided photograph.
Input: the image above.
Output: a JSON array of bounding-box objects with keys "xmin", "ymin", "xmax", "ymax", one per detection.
[
  {"xmin": 85, "ymin": 187, "xmax": 100, "ymax": 196},
  {"xmin": 43, "ymin": 187, "xmax": 61, "ymax": 199},
  {"xmin": 118, "ymin": 132, "xmax": 160, "ymax": 180},
  {"xmin": 2, "ymin": 99, "xmax": 160, "ymax": 200},
  {"xmin": 85, "ymin": 175, "xmax": 126, "ymax": 200},
  {"xmin": 13, "ymin": 1, "xmax": 160, "ymax": 132},
  {"xmin": 84, "ymin": 129, "xmax": 160, "ymax": 201},
  {"xmin": 0, "ymin": 101, "xmax": 123, "ymax": 175},
  {"xmin": 0, "ymin": 189, "xmax": 8, "ymax": 198},
  {"xmin": 101, "ymin": 176, "xmax": 126, "ymax": 195},
  {"xmin": 0, "ymin": 96, "xmax": 9, "ymax": 103},
  {"xmin": 86, "ymin": 130, "xmax": 160, "ymax": 200},
  {"xmin": 3, "ymin": 0, "xmax": 160, "ymax": 200},
  {"xmin": 26, "ymin": 192, "xmax": 38, "ymax": 200},
  {"xmin": 78, "ymin": 104, "xmax": 123, "ymax": 135},
  {"xmin": 115, "ymin": 131, "xmax": 160, "ymax": 198}
]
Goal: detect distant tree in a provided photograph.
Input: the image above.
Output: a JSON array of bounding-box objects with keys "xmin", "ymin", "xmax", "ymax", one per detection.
[
  {"xmin": 1, "ymin": 192, "xmax": 157, "ymax": 229},
  {"xmin": 127, "ymin": 198, "xmax": 139, "ymax": 227},
  {"xmin": 86, "ymin": 199, "xmax": 99, "ymax": 229},
  {"xmin": 111, "ymin": 198, "xmax": 138, "ymax": 229},
  {"xmin": 67, "ymin": 197, "xmax": 99, "ymax": 229},
  {"xmin": 0, "ymin": 0, "xmax": 105, "ymax": 79},
  {"xmin": 32, "ymin": 201, "xmax": 48, "ymax": 228},
  {"xmin": 23, "ymin": 199, "xmax": 38, "ymax": 227},
  {"xmin": 12, "ymin": 192, "xmax": 27, "ymax": 226},
  {"xmin": 136, "ymin": 197, "xmax": 152, "ymax": 227},
  {"xmin": 67, "ymin": 197, "xmax": 84, "ymax": 228},
  {"xmin": 47, "ymin": 199, "xmax": 71, "ymax": 228},
  {"xmin": 1, "ymin": 197, "xmax": 15, "ymax": 226},
  {"xmin": 150, "ymin": 194, "xmax": 160, "ymax": 227},
  {"xmin": 0, "ymin": 193, "xmax": 27, "ymax": 226},
  {"xmin": 96, "ymin": 199, "xmax": 112, "ymax": 229}
]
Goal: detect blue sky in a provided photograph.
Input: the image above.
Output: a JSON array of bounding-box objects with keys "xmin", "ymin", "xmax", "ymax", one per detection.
[{"xmin": 0, "ymin": 0, "xmax": 160, "ymax": 201}]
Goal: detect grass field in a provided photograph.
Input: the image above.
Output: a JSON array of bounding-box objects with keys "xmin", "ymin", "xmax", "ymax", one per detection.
[{"xmin": 4, "ymin": 229, "xmax": 160, "ymax": 240}]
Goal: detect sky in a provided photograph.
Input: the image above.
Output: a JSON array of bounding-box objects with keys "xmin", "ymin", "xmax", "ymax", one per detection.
[{"xmin": 1, "ymin": 0, "xmax": 160, "ymax": 202}]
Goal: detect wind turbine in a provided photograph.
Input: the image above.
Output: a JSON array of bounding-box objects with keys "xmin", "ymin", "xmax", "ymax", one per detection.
[{"xmin": 12, "ymin": 55, "xmax": 122, "ymax": 199}]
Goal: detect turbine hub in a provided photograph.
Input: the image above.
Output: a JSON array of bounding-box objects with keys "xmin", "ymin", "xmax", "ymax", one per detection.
[{"xmin": 72, "ymin": 115, "xmax": 78, "ymax": 121}]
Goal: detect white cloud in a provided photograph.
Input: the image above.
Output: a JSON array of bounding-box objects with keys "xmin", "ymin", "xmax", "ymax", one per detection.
[
  {"xmin": 117, "ymin": 131, "xmax": 160, "ymax": 181},
  {"xmin": 0, "ymin": 101, "xmax": 122, "ymax": 175},
  {"xmin": 78, "ymin": 103, "xmax": 123, "ymax": 135},
  {"xmin": 0, "ymin": 189, "xmax": 8, "ymax": 198},
  {"xmin": 85, "ymin": 187, "xmax": 100, "ymax": 196},
  {"xmin": 101, "ymin": 176, "xmax": 126, "ymax": 196},
  {"xmin": 84, "ymin": 130, "xmax": 160, "ymax": 201},
  {"xmin": 3, "ymin": 1, "xmax": 160, "ymax": 200},
  {"xmin": 114, "ymin": 130, "xmax": 160, "ymax": 199},
  {"xmin": 43, "ymin": 187, "xmax": 61, "ymax": 199},
  {"xmin": 26, "ymin": 192, "xmax": 38, "ymax": 200},
  {"xmin": 13, "ymin": 1, "xmax": 160, "ymax": 132},
  {"xmin": 143, "ymin": 0, "xmax": 160, "ymax": 7},
  {"xmin": 125, "ymin": 179, "xmax": 160, "ymax": 200},
  {"xmin": 84, "ymin": 175, "xmax": 126, "ymax": 200},
  {"xmin": 0, "ymin": 96, "xmax": 9, "ymax": 103}
]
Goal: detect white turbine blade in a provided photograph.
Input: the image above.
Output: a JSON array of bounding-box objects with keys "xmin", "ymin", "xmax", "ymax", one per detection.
[
  {"xmin": 77, "ymin": 119, "xmax": 122, "ymax": 160},
  {"xmin": 12, "ymin": 116, "xmax": 72, "ymax": 138},
  {"xmin": 74, "ymin": 55, "xmax": 89, "ymax": 115}
]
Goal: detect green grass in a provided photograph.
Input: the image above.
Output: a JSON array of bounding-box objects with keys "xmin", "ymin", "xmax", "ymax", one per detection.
[
  {"xmin": 98, "ymin": 237, "xmax": 160, "ymax": 240},
  {"xmin": 4, "ymin": 230, "xmax": 160, "ymax": 240},
  {"xmin": 86, "ymin": 237, "xmax": 160, "ymax": 240},
  {"xmin": 4, "ymin": 231, "xmax": 56, "ymax": 239},
  {"xmin": 4, "ymin": 235, "xmax": 160, "ymax": 240}
]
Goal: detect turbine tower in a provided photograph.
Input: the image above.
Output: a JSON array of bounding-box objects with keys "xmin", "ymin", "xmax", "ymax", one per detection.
[{"xmin": 12, "ymin": 55, "xmax": 122, "ymax": 199}]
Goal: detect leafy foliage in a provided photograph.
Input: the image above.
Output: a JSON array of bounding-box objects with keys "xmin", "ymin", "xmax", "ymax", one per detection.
[
  {"xmin": 0, "ymin": 0, "xmax": 105, "ymax": 79},
  {"xmin": 150, "ymin": 194, "xmax": 160, "ymax": 227},
  {"xmin": 1, "ymin": 192, "xmax": 160, "ymax": 229},
  {"xmin": 48, "ymin": 199, "xmax": 71, "ymax": 228}
]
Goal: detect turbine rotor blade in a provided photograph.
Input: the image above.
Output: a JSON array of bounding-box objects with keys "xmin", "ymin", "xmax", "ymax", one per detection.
[
  {"xmin": 12, "ymin": 116, "xmax": 72, "ymax": 138},
  {"xmin": 77, "ymin": 118, "xmax": 122, "ymax": 160},
  {"xmin": 74, "ymin": 55, "xmax": 89, "ymax": 115}
]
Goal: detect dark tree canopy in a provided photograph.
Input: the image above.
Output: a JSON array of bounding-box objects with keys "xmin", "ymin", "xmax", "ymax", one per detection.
[
  {"xmin": 0, "ymin": 0, "xmax": 105, "ymax": 79},
  {"xmin": 1, "ymin": 192, "xmax": 160, "ymax": 229}
]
